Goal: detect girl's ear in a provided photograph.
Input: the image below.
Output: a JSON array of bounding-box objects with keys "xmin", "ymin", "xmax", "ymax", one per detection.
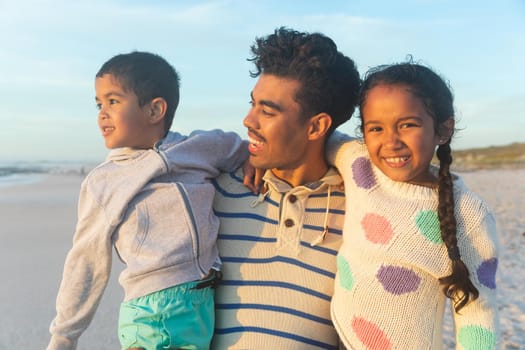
[
  {"xmin": 307, "ymin": 112, "xmax": 332, "ymax": 141},
  {"xmin": 438, "ymin": 118, "xmax": 455, "ymax": 144},
  {"xmin": 149, "ymin": 97, "xmax": 167, "ymax": 125}
]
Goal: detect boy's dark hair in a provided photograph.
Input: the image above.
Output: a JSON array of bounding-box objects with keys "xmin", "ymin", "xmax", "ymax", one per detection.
[
  {"xmin": 96, "ymin": 51, "xmax": 180, "ymax": 133},
  {"xmin": 248, "ymin": 27, "xmax": 361, "ymax": 135},
  {"xmin": 359, "ymin": 61, "xmax": 479, "ymax": 313}
]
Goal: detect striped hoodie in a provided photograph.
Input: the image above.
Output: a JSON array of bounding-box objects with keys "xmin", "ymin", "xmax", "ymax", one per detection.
[{"xmin": 211, "ymin": 167, "xmax": 345, "ymax": 350}]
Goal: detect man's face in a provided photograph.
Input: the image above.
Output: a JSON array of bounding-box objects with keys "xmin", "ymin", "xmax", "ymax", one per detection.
[{"xmin": 243, "ymin": 74, "xmax": 311, "ymax": 172}]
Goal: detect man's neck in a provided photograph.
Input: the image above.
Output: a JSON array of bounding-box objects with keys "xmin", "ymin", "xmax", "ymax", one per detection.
[{"xmin": 271, "ymin": 157, "xmax": 329, "ymax": 188}]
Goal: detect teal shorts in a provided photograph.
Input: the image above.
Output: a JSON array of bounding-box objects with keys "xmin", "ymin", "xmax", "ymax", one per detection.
[{"xmin": 118, "ymin": 272, "xmax": 218, "ymax": 350}]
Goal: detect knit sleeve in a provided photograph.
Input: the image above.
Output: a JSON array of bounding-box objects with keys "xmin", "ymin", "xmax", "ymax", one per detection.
[
  {"xmin": 48, "ymin": 182, "xmax": 113, "ymax": 350},
  {"xmin": 452, "ymin": 202, "xmax": 500, "ymax": 350},
  {"xmin": 326, "ymin": 132, "xmax": 369, "ymax": 185}
]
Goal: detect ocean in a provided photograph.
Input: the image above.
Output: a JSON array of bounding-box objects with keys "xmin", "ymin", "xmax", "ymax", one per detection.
[{"xmin": 0, "ymin": 161, "xmax": 95, "ymax": 188}]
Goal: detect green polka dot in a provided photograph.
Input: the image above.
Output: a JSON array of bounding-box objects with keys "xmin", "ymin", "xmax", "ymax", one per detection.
[
  {"xmin": 458, "ymin": 325, "xmax": 496, "ymax": 350},
  {"xmin": 415, "ymin": 210, "xmax": 442, "ymax": 244},
  {"xmin": 337, "ymin": 255, "xmax": 354, "ymax": 290}
]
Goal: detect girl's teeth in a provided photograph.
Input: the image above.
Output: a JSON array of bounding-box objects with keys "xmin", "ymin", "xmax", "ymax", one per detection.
[{"xmin": 386, "ymin": 157, "xmax": 408, "ymax": 163}]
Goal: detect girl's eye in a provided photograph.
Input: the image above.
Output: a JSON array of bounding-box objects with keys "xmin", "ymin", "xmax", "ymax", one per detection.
[{"xmin": 367, "ymin": 126, "xmax": 382, "ymax": 133}]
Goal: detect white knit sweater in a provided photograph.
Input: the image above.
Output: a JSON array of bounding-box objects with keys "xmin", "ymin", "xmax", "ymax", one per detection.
[{"xmin": 328, "ymin": 137, "xmax": 499, "ymax": 350}]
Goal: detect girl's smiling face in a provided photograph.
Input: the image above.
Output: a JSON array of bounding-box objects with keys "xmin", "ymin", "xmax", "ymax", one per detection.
[{"xmin": 362, "ymin": 83, "xmax": 442, "ymax": 187}]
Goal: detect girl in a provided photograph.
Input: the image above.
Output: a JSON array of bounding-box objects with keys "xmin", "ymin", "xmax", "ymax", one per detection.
[{"xmin": 329, "ymin": 62, "xmax": 499, "ymax": 349}]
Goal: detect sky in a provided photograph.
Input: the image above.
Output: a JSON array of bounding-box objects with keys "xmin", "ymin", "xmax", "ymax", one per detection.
[{"xmin": 1, "ymin": 0, "xmax": 524, "ymax": 162}]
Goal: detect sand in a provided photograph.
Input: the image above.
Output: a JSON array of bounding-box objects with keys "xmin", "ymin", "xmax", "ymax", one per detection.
[
  {"xmin": 0, "ymin": 174, "xmax": 123, "ymax": 349},
  {"xmin": 0, "ymin": 169, "xmax": 523, "ymax": 349}
]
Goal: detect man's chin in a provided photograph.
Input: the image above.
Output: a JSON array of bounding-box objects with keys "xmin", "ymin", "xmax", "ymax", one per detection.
[{"xmin": 249, "ymin": 157, "xmax": 269, "ymax": 170}]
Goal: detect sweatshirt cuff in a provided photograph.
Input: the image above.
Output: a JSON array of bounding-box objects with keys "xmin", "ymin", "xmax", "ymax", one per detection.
[{"xmin": 47, "ymin": 334, "xmax": 78, "ymax": 350}]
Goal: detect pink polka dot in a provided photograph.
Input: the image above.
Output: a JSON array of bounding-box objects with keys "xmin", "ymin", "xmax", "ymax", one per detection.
[
  {"xmin": 352, "ymin": 317, "xmax": 392, "ymax": 350},
  {"xmin": 361, "ymin": 213, "xmax": 394, "ymax": 244}
]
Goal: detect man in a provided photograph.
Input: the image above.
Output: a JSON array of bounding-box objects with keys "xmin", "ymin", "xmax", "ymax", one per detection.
[{"xmin": 211, "ymin": 27, "xmax": 361, "ymax": 349}]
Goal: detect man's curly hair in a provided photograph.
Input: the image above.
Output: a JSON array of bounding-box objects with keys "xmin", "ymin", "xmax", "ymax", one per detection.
[{"xmin": 249, "ymin": 27, "xmax": 361, "ymax": 134}]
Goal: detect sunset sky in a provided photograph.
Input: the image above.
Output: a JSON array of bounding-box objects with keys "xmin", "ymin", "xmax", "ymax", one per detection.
[{"xmin": 1, "ymin": 0, "xmax": 523, "ymax": 161}]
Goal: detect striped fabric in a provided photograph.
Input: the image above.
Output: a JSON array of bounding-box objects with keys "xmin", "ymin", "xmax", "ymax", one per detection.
[{"xmin": 211, "ymin": 168, "xmax": 345, "ymax": 349}]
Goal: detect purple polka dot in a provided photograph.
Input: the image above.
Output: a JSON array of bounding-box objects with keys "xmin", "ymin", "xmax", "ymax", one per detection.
[
  {"xmin": 376, "ymin": 265, "xmax": 421, "ymax": 295},
  {"xmin": 352, "ymin": 156, "xmax": 376, "ymax": 189},
  {"xmin": 477, "ymin": 258, "xmax": 498, "ymax": 289}
]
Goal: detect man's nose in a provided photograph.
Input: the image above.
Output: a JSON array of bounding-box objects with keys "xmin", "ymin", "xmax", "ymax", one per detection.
[{"xmin": 243, "ymin": 108, "xmax": 257, "ymax": 129}]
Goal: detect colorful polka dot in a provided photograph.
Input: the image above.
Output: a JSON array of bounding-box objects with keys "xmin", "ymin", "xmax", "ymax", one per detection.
[
  {"xmin": 352, "ymin": 317, "xmax": 392, "ymax": 350},
  {"xmin": 376, "ymin": 265, "xmax": 421, "ymax": 295},
  {"xmin": 361, "ymin": 213, "xmax": 394, "ymax": 244},
  {"xmin": 352, "ymin": 156, "xmax": 376, "ymax": 189},
  {"xmin": 458, "ymin": 325, "xmax": 496, "ymax": 350},
  {"xmin": 337, "ymin": 255, "xmax": 354, "ymax": 290},
  {"xmin": 415, "ymin": 210, "xmax": 442, "ymax": 244},
  {"xmin": 477, "ymin": 257, "xmax": 498, "ymax": 289}
]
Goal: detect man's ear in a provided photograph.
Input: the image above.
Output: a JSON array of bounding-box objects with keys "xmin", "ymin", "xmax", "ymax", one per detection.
[
  {"xmin": 308, "ymin": 113, "xmax": 332, "ymax": 141},
  {"xmin": 148, "ymin": 97, "xmax": 167, "ymax": 125},
  {"xmin": 438, "ymin": 117, "xmax": 455, "ymax": 144}
]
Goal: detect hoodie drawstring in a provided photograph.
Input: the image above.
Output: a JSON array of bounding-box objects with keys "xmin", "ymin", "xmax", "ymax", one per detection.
[
  {"xmin": 250, "ymin": 184, "xmax": 269, "ymax": 207},
  {"xmin": 311, "ymin": 185, "xmax": 331, "ymax": 247}
]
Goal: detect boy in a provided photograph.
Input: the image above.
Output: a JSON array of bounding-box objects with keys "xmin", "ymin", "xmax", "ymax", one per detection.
[{"xmin": 48, "ymin": 51, "xmax": 248, "ymax": 350}]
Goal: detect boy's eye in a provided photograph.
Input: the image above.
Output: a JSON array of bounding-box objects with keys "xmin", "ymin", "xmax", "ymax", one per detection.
[
  {"xmin": 95, "ymin": 103, "xmax": 102, "ymax": 110},
  {"xmin": 109, "ymin": 99, "xmax": 119, "ymax": 105},
  {"xmin": 400, "ymin": 122, "xmax": 418, "ymax": 129}
]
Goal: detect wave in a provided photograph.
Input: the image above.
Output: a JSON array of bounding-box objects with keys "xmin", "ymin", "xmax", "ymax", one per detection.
[
  {"xmin": 0, "ymin": 161, "xmax": 96, "ymax": 177},
  {"xmin": 0, "ymin": 161, "xmax": 97, "ymax": 188}
]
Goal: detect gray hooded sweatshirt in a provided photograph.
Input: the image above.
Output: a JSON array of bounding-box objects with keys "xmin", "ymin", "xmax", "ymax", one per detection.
[{"xmin": 48, "ymin": 129, "xmax": 248, "ymax": 350}]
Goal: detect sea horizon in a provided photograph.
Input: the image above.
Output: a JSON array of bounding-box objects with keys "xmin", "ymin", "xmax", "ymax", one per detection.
[{"xmin": 0, "ymin": 160, "xmax": 97, "ymax": 188}]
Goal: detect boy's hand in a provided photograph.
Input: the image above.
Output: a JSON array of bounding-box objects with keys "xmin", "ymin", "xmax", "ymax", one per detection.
[{"xmin": 242, "ymin": 160, "xmax": 264, "ymax": 194}]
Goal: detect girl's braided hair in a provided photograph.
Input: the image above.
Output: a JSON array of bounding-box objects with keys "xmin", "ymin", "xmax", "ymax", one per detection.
[{"xmin": 359, "ymin": 60, "xmax": 479, "ymax": 312}]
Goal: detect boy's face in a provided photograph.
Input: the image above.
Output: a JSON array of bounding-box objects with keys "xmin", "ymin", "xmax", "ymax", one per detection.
[{"xmin": 95, "ymin": 74, "xmax": 153, "ymax": 149}]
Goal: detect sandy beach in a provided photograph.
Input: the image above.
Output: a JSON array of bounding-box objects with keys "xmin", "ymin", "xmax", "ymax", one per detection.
[{"xmin": 1, "ymin": 169, "xmax": 523, "ymax": 349}]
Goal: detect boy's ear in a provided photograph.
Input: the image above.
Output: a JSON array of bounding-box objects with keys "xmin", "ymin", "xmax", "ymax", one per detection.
[
  {"xmin": 148, "ymin": 97, "xmax": 167, "ymax": 124},
  {"xmin": 307, "ymin": 113, "xmax": 332, "ymax": 141}
]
